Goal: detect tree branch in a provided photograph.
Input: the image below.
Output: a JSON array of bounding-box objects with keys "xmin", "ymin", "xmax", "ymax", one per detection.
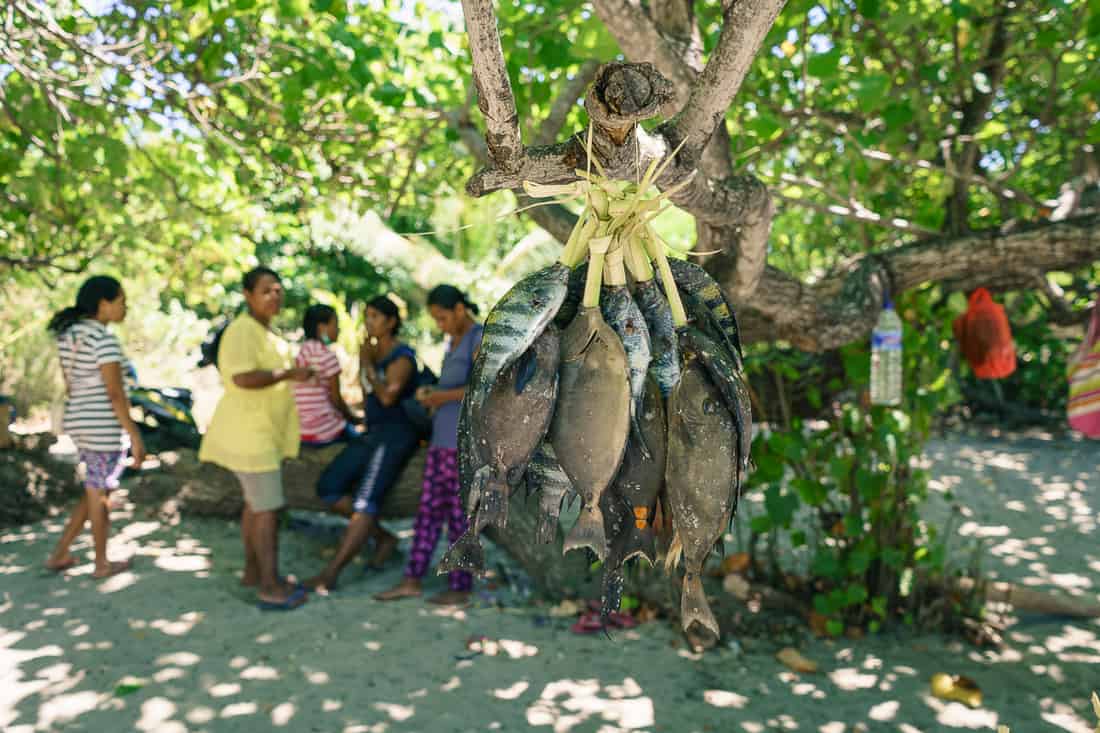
[
  {"xmin": 461, "ymin": 0, "xmax": 523, "ymax": 170},
  {"xmin": 673, "ymin": 0, "xmax": 786, "ymax": 166}
]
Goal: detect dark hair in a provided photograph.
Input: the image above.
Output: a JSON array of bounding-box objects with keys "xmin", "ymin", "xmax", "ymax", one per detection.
[
  {"xmin": 366, "ymin": 295, "xmax": 401, "ymax": 335},
  {"xmin": 304, "ymin": 304, "xmax": 337, "ymax": 340},
  {"xmin": 427, "ymin": 285, "xmax": 480, "ymax": 316},
  {"xmin": 48, "ymin": 276, "xmax": 123, "ymax": 335},
  {"xmin": 243, "ymin": 266, "xmax": 280, "ymax": 292}
]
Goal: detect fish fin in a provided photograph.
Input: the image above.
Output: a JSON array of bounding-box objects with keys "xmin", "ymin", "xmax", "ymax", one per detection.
[
  {"xmin": 563, "ymin": 503, "xmax": 607, "ymax": 560},
  {"xmin": 477, "ymin": 484, "xmax": 510, "ymax": 530},
  {"xmin": 514, "ymin": 347, "xmax": 538, "ymax": 394},
  {"xmin": 562, "ymin": 320, "xmax": 598, "ymax": 361},
  {"xmin": 664, "ymin": 532, "xmax": 683, "ymax": 574},
  {"xmin": 437, "ymin": 528, "xmax": 486, "ymax": 577},
  {"xmin": 617, "ymin": 525, "xmax": 657, "ymax": 567},
  {"xmin": 681, "ymin": 570, "xmax": 719, "ymax": 637},
  {"xmin": 465, "ymin": 466, "xmax": 490, "ymax": 515}
]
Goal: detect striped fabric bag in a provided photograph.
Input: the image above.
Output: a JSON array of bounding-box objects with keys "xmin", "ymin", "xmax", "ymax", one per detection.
[{"xmin": 1068, "ymin": 301, "xmax": 1100, "ymax": 438}]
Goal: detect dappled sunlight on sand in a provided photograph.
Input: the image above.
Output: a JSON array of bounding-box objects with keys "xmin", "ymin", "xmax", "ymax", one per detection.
[{"xmin": 0, "ymin": 430, "xmax": 1097, "ymax": 732}]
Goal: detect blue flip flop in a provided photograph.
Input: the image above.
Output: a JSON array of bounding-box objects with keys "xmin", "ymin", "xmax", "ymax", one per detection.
[{"xmin": 257, "ymin": 586, "xmax": 308, "ymax": 612}]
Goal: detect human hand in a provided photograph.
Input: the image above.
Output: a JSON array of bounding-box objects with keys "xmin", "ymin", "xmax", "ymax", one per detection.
[
  {"xmin": 128, "ymin": 431, "xmax": 147, "ymax": 467},
  {"xmin": 415, "ymin": 386, "xmax": 432, "ymax": 402},
  {"xmin": 287, "ymin": 367, "xmax": 315, "ymax": 382},
  {"xmin": 419, "ymin": 389, "xmax": 447, "ymax": 409}
]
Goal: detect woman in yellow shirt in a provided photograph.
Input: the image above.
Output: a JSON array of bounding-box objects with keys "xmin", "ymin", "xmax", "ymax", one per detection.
[{"xmin": 199, "ymin": 266, "xmax": 314, "ymax": 610}]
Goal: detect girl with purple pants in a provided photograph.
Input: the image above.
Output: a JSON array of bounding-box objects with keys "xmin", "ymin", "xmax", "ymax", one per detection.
[{"xmin": 375, "ymin": 285, "xmax": 482, "ymax": 606}]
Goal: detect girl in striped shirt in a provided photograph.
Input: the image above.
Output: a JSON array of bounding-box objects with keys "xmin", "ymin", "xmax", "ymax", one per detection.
[
  {"xmin": 45, "ymin": 276, "xmax": 146, "ymax": 579},
  {"xmin": 293, "ymin": 304, "xmax": 361, "ymax": 446}
]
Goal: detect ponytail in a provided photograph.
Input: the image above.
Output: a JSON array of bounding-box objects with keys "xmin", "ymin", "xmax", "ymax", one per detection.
[
  {"xmin": 48, "ymin": 275, "xmax": 122, "ymax": 335},
  {"xmin": 427, "ymin": 284, "xmax": 480, "ymax": 316}
]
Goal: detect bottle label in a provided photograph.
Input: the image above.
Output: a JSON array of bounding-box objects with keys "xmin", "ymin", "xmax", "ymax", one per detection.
[{"xmin": 872, "ymin": 331, "xmax": 902, "ymax": 350}]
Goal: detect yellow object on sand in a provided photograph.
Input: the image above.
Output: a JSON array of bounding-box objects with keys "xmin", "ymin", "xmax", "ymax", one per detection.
[
  {"xmin": 775, "ymin": 647, "xmax": 818, "ymax": 674},
  {"xmin": 930, "ymin": 673, "xmax": 982, "ymax": 708},
  {"xmin": 199, "ymin": 315, "xmax": 300, "ymax": 473}
]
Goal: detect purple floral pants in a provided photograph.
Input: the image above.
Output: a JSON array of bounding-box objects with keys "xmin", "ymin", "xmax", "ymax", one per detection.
[{"xmin": 405, "ymin": 447, "xmax": 471, "ymax": 591}]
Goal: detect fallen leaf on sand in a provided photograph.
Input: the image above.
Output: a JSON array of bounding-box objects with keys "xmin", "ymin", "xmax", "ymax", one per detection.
[
  {"xmin": 930, "ymin": 673, "xmax": 982, "ymax": 708},
  {"xmin": 1091, "ymin": 690, "xmax": 1099, "ymax": 719},
  {"xmin": 722, "ymin": 574, "xmax": 751, "ymax": 600},
  {"xmin": 776, "ymin": 648, "xmax": 818, "ymax": 674}
]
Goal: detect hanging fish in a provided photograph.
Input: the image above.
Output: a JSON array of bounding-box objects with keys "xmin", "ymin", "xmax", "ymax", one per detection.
[
  {"xmin": 600, "ymin": 286, "xmax": 652, "ymax": 459},
  {"xmin": 679, "ymin": 327, "xmax": 752, "ymax": 494},
  {"xmin": 606, "ymin": 374, "xmax": 666, "ymax": 568},
  {"xmin": 665, "ymin": 337, "xmax": 739, "ymax": 638},
  {"xmin": 526, "ymin": 441, "xmax": 576, "ymax": 545},
  {"xmin": 679, "ymin": 287, "xmax": 744, "ymax": 373},
  {"xmin": 668, "ymin": 258, "xmax": 744, "ymax": 365},
  {"xmin": 549, "ymin": 306, "xmax": 631, "ymax": 560},
  {"xmin": 439, "ymin": 325, "xmax": 561, "ymax": 576},
  {"xmin": 466, "ymin": 262, "xmax": 570, "ymax": 422},
  {"xmin": 633, "ymin": 279, "xmax": 680, "ymax": 397}
]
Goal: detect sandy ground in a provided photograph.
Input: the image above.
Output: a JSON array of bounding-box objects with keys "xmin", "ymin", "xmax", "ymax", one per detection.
[{"xmin": 1, "ymin": 430, "xmax": 1098, "ymax": 733}]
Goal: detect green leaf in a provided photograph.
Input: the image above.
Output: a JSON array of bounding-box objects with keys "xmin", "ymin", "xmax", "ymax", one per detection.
[
  {"xmin": 753, "ymin": 453, "xmax": 785, "ymax": 483},
  {"xmin": 806, "ymin": 49, "xmax": 841, "ymax": 79},
  {"xmin": 826, "ymin": 619, "xmax": 845, "ymax": 636},
  {"xmin": 764, "ymin": 485, "xmax": 800, "ymax": 527},
  {"xmin": 749, "ymin": 514, "xmax": 773, "ymax": 533},
  {"xmin": 851, "ymin": 75, "xmax": 890, "ymax": 112},
  {"xmin": 882, "ymin": 103, "xmax": 913, "ymax": 130},
  {"xmin": 847, "ymin": 549, "xmax": 872, "ymax": 574},
  {"xmin": 372, "ymin": 82, "xmax": 406, "ymax": 108},
  {"xmin": 791, "ymin": 530, "xmax": 807, "ymax": 548},
  {"xmin": 846, "ymin": 584, "xmax": 868, "ymax": 606},
  {"xmin": 871, "ymin": 595, "xmax": 888, "ymax": 617},
  {"xmin": 858, "ymin": 0, "xmax": 880, "ymax": 19},
  {"xmin": 843, "ymin": 513, "xmax": 862, "ymax": 537},
  {"xmin": 812, "ymin": 552, "xmax": 842, "ymax": 579}
]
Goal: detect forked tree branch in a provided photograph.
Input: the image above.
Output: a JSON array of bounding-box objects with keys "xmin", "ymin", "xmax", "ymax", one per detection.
[{"xmin": 460, "ymin": 0, "xmax": 524, "ymax": 170}]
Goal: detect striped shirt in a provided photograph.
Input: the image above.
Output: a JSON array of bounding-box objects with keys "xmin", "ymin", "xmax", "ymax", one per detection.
[
  {"xmin": 58, "ymin": 320, "xmax": 128, "ymax": 452},
  {"xmin": 293, "ymin": 339, "xmax": 346, "ymax": 443}
]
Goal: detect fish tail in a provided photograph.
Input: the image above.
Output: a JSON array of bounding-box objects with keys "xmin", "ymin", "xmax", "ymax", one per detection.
[
  {"xmin": 681, "ymin": 570, "xmax": 719, "ymax": 637},
  {"xmin": 437, "ymin": 528, "xmax": 486, "ymax": 577},
  {"xmin": 619, "ymin": 525, "xmax": 657, "ymax": 567},
  {"xmin": 563, "ymin": 502, "xmax": 607, "ymax": 559}
]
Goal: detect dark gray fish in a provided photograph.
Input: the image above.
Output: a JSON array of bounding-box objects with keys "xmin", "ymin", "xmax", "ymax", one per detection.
[
  {"xmin": 600, "ymin": 286, "xmax": 652, "ymax": 459},
  {"xmin": 466, "ymin": 263, "xmax": 570, "ymax": 421},
  {"xmin": 668, "ymin": 258, "xmax": 744, "ymax": 365},
  {"xmin": 606, "ymin": 375, "xmax": 666, "ymax": 568},
  {"xmin": 633, "ymin": 279, "xmax": 680, "ymax": 397},
  {"xmin": 678, "ymin": 287, "xmax": 744, "ymax": 373},
  {"xmin": 665, "ymin": 333, "xmax": 739, "ymax": 638},
  {"xmin": 526, "ymin": 441, "xmax": 575, "ymax": 545},
  {"xmin": 599, "ymin": 486, "xmax": 632, "ymax": 628},
  {"xmin": 473, "ymin": 324, "xmax": 561, "ymax": 529},
  {"xmin": 679, "ymin": 327, "xmax": 752, "ymax": 499},
  {"xmin": 549, "ymin": 307, "xmax": 631, "ymax": 560},
  {"xmin": 439, "ymin": 325, "xmax": 561, "ymax": 576}
]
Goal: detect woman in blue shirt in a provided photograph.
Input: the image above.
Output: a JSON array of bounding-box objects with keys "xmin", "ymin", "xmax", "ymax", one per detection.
[
  {"xmin": 375, "ymin": 285, "xmax": 482, "ymax": 606},
  {"xmin": 306, "ymin": 296, "xmax": 419, "ymax": 592}
]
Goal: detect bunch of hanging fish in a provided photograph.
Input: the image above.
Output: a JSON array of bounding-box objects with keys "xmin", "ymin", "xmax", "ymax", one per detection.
[{"xmin": 438, "ymin": 133, "xmax": 752, "ymax": 639}]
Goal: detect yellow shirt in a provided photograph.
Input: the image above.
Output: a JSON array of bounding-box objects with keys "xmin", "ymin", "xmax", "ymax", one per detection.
[{"xmin": 198, "ymin": 314, "xmax": 300, "ymax": 473}]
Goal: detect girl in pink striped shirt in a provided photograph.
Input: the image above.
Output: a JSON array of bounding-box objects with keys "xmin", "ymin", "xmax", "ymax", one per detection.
[{"xmin": 294, "ymin": 305, "xmax": 361, "ymax": 446}]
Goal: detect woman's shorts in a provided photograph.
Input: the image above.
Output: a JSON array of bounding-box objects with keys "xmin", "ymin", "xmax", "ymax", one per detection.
[
  {"xmin": 79, "ymin": 450, "xmax": 127, "ymax": 491},
  {"xmin": 316, "ymin": 423, "xmax": 419, "ymax": 516},
  {"xmin": 235, "ymin": 470, "xmax": 285, "ymax": 512}
]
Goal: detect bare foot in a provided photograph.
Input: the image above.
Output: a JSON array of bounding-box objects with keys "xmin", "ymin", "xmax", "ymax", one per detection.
[
  {"xmin": 46, "ymin": 555, "xmax": 78, "ymax": 573},
  {"xmin": 368, "ymin": 532, "xmax": 399, "ymax": 570},
  {"xmin": 241, "ymin": 574, "xmax": 298, "ymax": 590},
  {"xmin": 93, "ymin": 559, "xmax": 131, "ymax": 579},
  {"xmin": 427, "ymin": 590, "xmax": 471, "ymax": 607},
  {"xmin": 373, "ymin": 578, "xmax": 422, "ymax": 601}
]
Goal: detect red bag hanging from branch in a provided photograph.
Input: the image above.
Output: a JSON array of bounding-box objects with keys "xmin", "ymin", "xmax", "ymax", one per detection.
[{"xmin": 952, "ymin": 288, "xmax": 1017, "ymax": 379}]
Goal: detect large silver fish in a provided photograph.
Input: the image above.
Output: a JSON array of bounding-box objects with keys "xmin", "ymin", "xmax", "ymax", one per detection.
[
  {"xmin": 439, "ymin": 325, "xmax": 561, "ymax": 576},
  {"xmin": 549, "ymin": 306, "xmax": 631, "ymax": 560},
  {"xmin": 633, "ymin": 279, "xmax": 680, "ymax": 397},
  {"xmin": 526, "ymin": 441, "xmax": 576, "ymax": 545},
  {"xmin": 668, "ymin": 258, "xmax": 744, "ymax": 367},
  {"xmin": 601, "ymin": 286, "xmax": 652, "ymax": 458},
  {"xmin": 466, "ymin": 263, "xmax": 570, "ymax": 422},
  {"xmin": 665, "ymin": 336, "xmax": 739, "ymax": 638}
]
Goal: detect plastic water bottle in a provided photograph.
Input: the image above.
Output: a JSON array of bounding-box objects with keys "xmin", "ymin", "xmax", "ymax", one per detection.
[{"xmin": 870, "ymin": 300, "xmax": 903, "ymax": 406}]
